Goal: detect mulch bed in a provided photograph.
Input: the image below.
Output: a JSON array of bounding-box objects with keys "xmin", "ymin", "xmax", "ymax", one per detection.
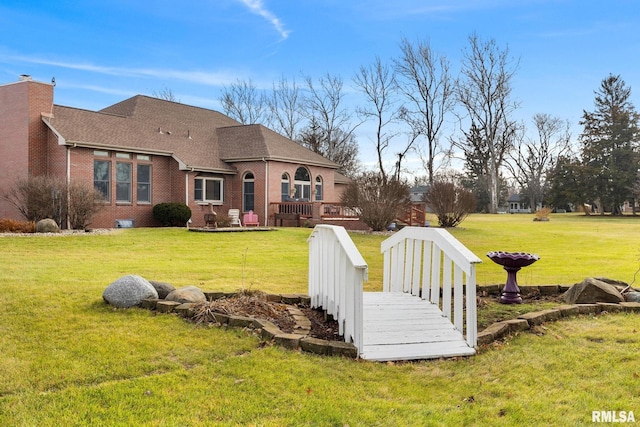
[{"xmin": 191, "ymin": 293, "xmax": 342, "ymax": 341}]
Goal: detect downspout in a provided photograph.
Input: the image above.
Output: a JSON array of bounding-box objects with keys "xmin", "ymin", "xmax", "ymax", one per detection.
[
  {"xmin": 263, "ymin": 158, "xmax": 268, "ymax": 227},
  {"xmin": 186, "ymin": 169, "xmax": 194, "ymax": 228},
  {"xmin": 186, "ymin": 169, "xmax": 194, "ymax": 205},
  {"xmin": 66, "ymin": 144, "xmax": 72, "ymax": 229}
]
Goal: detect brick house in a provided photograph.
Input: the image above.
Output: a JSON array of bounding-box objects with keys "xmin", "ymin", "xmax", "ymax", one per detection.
[{"xmin": 0, "ymin": 76, "xmax": 351, "ymax": 228}]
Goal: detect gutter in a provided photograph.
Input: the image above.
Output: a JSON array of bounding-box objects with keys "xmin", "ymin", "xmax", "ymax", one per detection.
[{"xmin": 263, "ymin": 158, "xmax": 268, "ymax": 227}]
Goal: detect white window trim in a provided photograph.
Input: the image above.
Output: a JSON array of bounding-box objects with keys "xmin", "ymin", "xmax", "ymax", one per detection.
[{"xmin": 195, "ymin": 177, "xmax": 224, "ymax": 204}]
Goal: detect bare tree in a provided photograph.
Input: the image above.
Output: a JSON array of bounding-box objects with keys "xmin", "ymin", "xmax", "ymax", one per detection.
[
  {"xmin": 301, "ymin": 73, "xmax": 361, "ymax": 175},
  {"xmin": 353, "ymin": 56, "xmax": 400, "ymax": 183},
  {"xmin": 341, "ymin": 171, "xmax": 411, "ymax": 231},
  {"xmin": 152, "ymin": 86, "xmax": 178, "ymax": 102},
  {"xmin": 456, "ymin": 34, "xmax": 520, "ymax": 213},
  {"xmin": 505, "ymin": 114, "xmax": 572, "ymax": 210},
  {"xmin": 266, "ymin": 75, "xmax": 304, "ymax": 140},
  {"xmin": 220, "ymin": 78, "xmax": 268, "ymax": 124},
  {"xmin": 395, "ymin": 37, "xmax": 454, "ymax": 184}
]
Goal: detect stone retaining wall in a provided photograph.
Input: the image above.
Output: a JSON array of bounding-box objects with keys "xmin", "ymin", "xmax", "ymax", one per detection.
[
  {"xmin": 139, "ymin": 291, "xmax": 358, "ymax": 359},
  {"xmin": 477, "ymin": 301, "xmax": 640, "ymax": 345}
]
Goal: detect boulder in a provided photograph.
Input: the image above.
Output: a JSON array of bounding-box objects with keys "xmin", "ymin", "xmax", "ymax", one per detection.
[
  {"xmin": 36, "ymin": 218, "xmax": 59, "ymax": 233},
  {"xmin": 149, "ymin": 280, "xmax": 176, "ymax": 299},
  {"xmin": 103, "ymin": 275, "xmax": 158, "ymax": 308},
  {"xmin": 165, "ymin": 286, "xmax": 206, "ymax": 303},
  {"xmin": 563, "ymin": 278, "xmax": 624, "ymax": 304},
  {"xmin": 594, "ymin": 277, "xmax": 631, "ymax": 293},
  {"xmin": 624, "ymin": 291, "xmax": 640, "ymax": 303}
]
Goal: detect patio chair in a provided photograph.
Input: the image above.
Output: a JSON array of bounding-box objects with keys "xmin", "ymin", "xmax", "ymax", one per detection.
[
  {"xmin": 243, "ymin": 210, "xmax": 260, "ymax": 227},
  {"xmin": 228, "ymin": 209, "xmax": 242, "ymax": 227}
]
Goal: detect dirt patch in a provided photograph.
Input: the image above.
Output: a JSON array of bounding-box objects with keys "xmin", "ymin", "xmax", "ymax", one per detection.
[{"xmin": 192, "ymin": 293, "xmax": 341, "ymax": 341}]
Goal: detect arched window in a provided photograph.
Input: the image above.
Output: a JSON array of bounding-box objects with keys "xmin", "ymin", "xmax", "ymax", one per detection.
[
  {"xmin": 243, "ymin": 172, "xmax": 255, "ymax": 212},
  {"xmin": 281, "ymin": 172, "xmax": 291, "ymax": 201},
  {"xmin": 315, "ymin": 176, "xmax": 323, "ymax": 201},
  {"xmin": 294, "ymin": 167, "xmax": 311, "ymax": 201}
]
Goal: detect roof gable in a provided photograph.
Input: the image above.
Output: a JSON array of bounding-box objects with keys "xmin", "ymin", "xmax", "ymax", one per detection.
[{"xmin": 217, "ymin": 124, "xmax": 338, "ymax": 168}]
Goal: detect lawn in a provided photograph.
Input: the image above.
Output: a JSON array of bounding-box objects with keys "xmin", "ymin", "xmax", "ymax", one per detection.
[{"xmin": 0, "ymin": 213, "xmax": 639, "ymax": 426}]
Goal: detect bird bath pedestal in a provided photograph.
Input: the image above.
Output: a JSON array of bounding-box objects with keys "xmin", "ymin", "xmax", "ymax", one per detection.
[{"xmin": 487, "ymin": 251, "xmax": 540, "ymax": 304}]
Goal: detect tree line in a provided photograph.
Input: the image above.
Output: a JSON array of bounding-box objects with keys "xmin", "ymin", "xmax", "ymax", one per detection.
[{"xmin": 176, "ymin": 34, "xmax": 640, "ymax": 226}]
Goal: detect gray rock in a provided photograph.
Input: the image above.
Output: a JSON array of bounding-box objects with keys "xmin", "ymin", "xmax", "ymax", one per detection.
[
  {"xmin": 624, "ymin": 291, "xmax": 640, "ymax": 303},
  {"xmin": 563, "ymin": 277, "xmax": 624, "ymax": 304},
  {"xmin": 149, "ymin": 280, "xmax": 176, "ymax": 299},
  {"xmin": 165, "ymin": 285, "xmax": 206, "ymax": 303},
  {"xmin": 36, "ymin": 218, "xmax": 59, "ymax": 233},
  {"xmin": 594, "ymin": 277, "xmax": 631, "ymax": 293},
  {"xmin": 103, "ymin": 275, "xmax": 158, "ymax": 308}
]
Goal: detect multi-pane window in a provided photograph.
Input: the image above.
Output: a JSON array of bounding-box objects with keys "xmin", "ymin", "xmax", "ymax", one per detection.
[
  {"xmin": 315, "ymin": 176, "xmax": 323, "ymax": 201},
  {"xmin": 194, "ymin": 178, "xmax": 224, "ymax": 203},
  {"xmin": 116, "ymin": 162, "xmax": 132, "ymax": 203},
  {"xmin": 243, "ymin": 173, "xmax": 255, "ymax": 212},
  {"xmin": 281, "ymin": 173, "xmax": 290, "ymax": 201},
  {"xmin": 94, "ymin": 160, "xmax": 111, "ymax": 201},
  {"xmin": 294, "ymin": 167, "xmax": 311, "ymax": 200},
  {"xmin": 137, "ymin": 164, "xmax": 151, "ymax": 204}
]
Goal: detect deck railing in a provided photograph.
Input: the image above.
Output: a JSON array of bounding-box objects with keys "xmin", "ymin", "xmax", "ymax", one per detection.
[
  {"xmin": 380, "ymin": 227, "xmax": 483, "ymax": 348},
  {"xmin": 273, "ymin": 201, "xmax": 314, "ymax": 217},
  {"xmin": 270, "ymin": 202, "xmax": 360, "ymax": 220},
  {"xmin": 320, "ymin": 204, "xmax": 360, "ymax": 218},
  {"xmin": 307, "ymin": 225, "xmax": 368, "ymax": 351}
]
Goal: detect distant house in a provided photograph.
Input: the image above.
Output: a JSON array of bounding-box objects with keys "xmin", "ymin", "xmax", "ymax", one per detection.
[
  {"xmin": 507, "ymin": 194, "xmax": 531, "ymax": 213},
  {"xmin": 0, "ymin": 76, "xmax": 353, "ymax": 228}
]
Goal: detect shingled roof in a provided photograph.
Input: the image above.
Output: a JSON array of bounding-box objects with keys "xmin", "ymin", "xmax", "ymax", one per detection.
[{"xmin": 42, "ymin": 95, "xmax": 338, "ymax": 173}]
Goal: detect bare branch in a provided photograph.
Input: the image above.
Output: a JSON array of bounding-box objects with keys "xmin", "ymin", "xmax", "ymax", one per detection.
[
  {"xmin": 353, "ymin": 56, "xmax": 400, "ymax": 183},
  {"xmin": 395, "ymin": 37, "xmax": 454, "ymax": 184},
  {"xmin": 220, "ymin": 79, "xmax": 268, "ymax": 124}
]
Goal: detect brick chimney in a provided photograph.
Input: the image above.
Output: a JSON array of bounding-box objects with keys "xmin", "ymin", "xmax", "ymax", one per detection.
[{"xmin": 0, "ymin": 76, "xmax": 54, "ymax": 219}]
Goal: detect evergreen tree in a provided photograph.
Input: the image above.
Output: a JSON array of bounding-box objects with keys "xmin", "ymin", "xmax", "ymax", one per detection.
[{"xmin": 579, "ymin": 75, "xmax": 640, "ymax": 214}]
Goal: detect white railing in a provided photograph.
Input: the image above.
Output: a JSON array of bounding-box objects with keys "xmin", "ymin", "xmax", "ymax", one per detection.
[
  {"xmin": 381, "ymin": 227, "xmax": 482, "ymax": 348},
  {"xmin": 308, "ymin": 225, "xmax": 368, "ymax": 351}
]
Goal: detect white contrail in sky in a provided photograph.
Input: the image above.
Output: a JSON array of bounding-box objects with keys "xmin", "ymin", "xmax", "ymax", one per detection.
[{"xmin": 238, "ymin": 0, "xmax": 290, "ymax": 40}]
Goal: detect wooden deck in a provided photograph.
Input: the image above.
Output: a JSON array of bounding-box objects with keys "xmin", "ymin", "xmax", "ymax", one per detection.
[{"xmin": 359, "ymin": 292, "xmax": 476, "ymax": 361}]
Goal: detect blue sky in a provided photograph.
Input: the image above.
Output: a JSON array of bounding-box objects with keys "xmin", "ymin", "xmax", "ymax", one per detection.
[{"xmin": 1, "ymin": 0, "xmax": 639, "ymax": 174}]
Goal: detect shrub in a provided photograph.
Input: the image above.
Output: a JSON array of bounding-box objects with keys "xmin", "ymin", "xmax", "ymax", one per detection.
[
  {"xmin": 425, "ymin": 180, "xmax": 476, "ymax": 228},
  {"xmin": 68, "ymin": 181, "xmax": 106, "ymax": 230},
  {"xmin": 0, "ymin": 218, "xmax": 36, "ymax": 233},
  {"xmin": 341, "ymin": 172, "xmax": 411, "ymax": 231},
  {"xmin": 3, "ymin": 176, "xmax": 67, "ymax": 225},
  {"xmin": 2, "ymin": 177, "xmax": 104, "ymax": 230},
  {"xmin": 153, "ymin": 203, "xmax": 192, "ymax": 226},
  {"xmin": 534, "ymin": 207, "xmax": 552, "ymax": 221}
]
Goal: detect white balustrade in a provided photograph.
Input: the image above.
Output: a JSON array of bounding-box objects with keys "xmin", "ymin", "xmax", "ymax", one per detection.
[
  {"xmin": 380, "ymin": 227, "xmax": 482, "ymax": 348},
  {"xmin": 307, "ymin": 225, "xmax": 368, "ymax": 352}
]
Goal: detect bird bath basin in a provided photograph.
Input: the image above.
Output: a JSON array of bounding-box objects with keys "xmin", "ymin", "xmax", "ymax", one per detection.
[{"xmin": 487, "ymin": 251, "xmax": 540, "ymax": 304}]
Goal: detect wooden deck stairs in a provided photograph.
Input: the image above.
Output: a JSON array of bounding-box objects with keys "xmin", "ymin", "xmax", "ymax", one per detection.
[{"xmin": 308, "ymin": 225, "xmax": 482, "ymax": 362}]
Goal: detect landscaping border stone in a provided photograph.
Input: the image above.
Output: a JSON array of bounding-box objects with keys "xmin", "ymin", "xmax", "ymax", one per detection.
[
  {"xmin": 135, "ymin": 287, "xmax": 637, "ymax": 359},
  {"xmin": 139, "ymin": 290, "xmax": 358, "ymax": 358}
]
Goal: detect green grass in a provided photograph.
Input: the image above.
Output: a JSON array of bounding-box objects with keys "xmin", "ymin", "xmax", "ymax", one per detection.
[{"xmin": 1, "ymin": 214, "xmax": 639, "ymax": 426}]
